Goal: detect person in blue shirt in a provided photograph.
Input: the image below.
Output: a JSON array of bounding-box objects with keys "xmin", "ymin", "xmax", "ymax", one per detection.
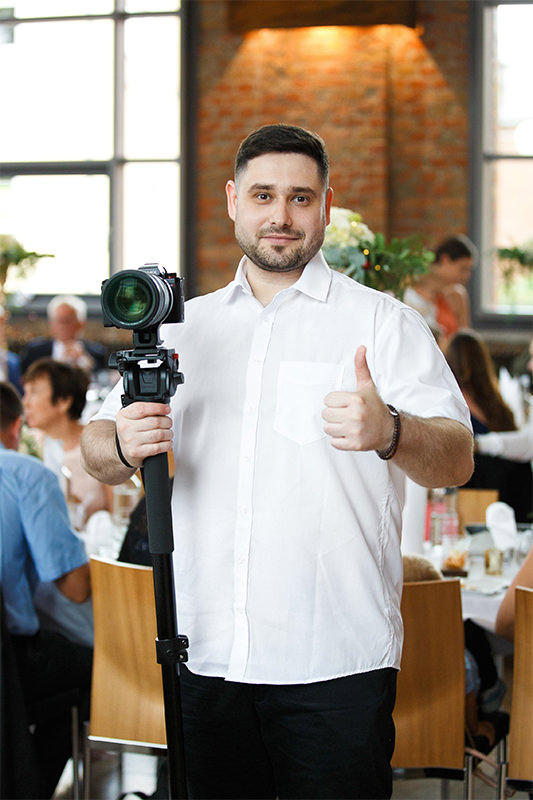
[{"xmin": 0, "ymin": 381, "xmax": 93, "ymax": 799}]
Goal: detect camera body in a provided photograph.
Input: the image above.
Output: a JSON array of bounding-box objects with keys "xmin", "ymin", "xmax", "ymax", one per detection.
[{"xmin": 101, "ymin": 263, "xmax": 185, "ymax": 332}]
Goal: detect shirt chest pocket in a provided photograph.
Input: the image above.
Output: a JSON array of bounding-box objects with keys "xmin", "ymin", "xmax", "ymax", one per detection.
[{"xmin": 274, "ymin": 361, "xmax": 344, "ymax": 446}]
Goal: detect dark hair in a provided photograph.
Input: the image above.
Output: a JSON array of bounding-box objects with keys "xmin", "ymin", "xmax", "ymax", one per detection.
[
  {"xmin": 23, "ymin": 358, "xmax": 89, "ymax": 421},
  {"xmin": 435, "ymin": 235, "xmax": 478, "ymax": 264},
  {"xmin": 0, "ymin": 381, "xmax": 23, "ymax": 430},
  {"xmin": 235, "ymin": 124, "xmax": 329, "ymax": 186},
  {"xmin": 446, "ymin": 330, "xmax": 516, "ymax": 432}
]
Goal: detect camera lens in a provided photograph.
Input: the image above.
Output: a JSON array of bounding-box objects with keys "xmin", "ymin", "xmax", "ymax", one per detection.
[{"xmin": 102, "ymin": 270, "xmax": 173, "ymax": 330}]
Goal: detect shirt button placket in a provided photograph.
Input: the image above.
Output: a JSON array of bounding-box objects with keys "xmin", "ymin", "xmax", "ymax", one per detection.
[{"xmin": 227, "ymin": 310, "xmax": 274, "ymax": 680}]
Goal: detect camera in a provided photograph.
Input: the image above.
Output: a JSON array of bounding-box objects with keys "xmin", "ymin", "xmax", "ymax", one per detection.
[
  {"xmin": 101, "ymin": 263, "xmax": 184, "ymax": 332},
  {"xmin": 101, "ymin": 263, "xmax": 185, "ymax": 405}
]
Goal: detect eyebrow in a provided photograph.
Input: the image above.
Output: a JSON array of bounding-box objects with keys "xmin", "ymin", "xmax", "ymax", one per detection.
[{"xmin": 247, "ymin": 183, "xmax": 318, "ymax": 197}]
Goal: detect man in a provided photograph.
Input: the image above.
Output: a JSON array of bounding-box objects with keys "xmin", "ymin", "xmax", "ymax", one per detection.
[
  {"xmin": 20, "ymin": 294, "xmax": 107, "ymax": 378},
  {"xmin": 0, "ymin": 381, "xmax": 92, "ymax": 798},
  {"xmin": 81, "ymin": 124, "xmax": 473, "ymax": 799}
]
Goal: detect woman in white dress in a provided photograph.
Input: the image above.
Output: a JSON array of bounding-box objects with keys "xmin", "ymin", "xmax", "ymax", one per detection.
[{"xmin": 22, "ymin": 357, "xmax": 113, "ymax": 529}]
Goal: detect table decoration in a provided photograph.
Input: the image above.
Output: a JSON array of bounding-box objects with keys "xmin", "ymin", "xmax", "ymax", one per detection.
[{"xmin": 322, "ymin": 206, "xmax": 434, "ymax": 300}]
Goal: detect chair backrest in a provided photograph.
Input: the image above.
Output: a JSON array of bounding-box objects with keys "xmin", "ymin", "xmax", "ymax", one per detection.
[
  {"xmin": 507, "ymin": 586, "xmax": 533, "ymax": 783},
  {"xmin": 89, "ymin": 557, "xmax": 166, "ymax": 746},
  {"xmin": 457, "ymin": 489, "xmax": 499, "ymax": 532},
  {"xmin": 391, "ymin": 579, "xmax": 466, "ymax": 770}
]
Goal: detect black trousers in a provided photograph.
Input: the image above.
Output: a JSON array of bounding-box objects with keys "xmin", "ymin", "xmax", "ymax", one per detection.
[
  {"xmin": 11, "ymin": 629, "xmax": 93, "ymax": 798},
  {"xmin": 179, "ymin": 665, "xmax": 397, "ymax": 800}
]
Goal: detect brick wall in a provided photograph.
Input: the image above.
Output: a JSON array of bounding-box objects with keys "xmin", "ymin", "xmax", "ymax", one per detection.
[{"xmin": 195, "ymin": 0, "xmax": 470, "ymax": 295}]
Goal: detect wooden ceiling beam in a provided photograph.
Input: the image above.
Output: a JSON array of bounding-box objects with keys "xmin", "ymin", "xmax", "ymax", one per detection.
[{"xmin": 227, "ymin": 1, "xmax": 418, "ymax": 34}]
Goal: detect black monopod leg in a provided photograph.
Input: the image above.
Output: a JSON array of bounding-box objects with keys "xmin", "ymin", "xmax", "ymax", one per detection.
[{"xmin": 142, "ymin": 451, "xmax": 188, "ymax": 800}]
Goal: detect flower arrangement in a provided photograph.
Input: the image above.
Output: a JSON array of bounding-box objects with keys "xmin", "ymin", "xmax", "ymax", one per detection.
[{"xmin": 322, "ymin": 207, "xmax": 434, "ymax": 300}]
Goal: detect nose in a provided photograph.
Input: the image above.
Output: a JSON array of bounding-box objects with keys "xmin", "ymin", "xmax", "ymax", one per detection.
[{"xmin": 270, "ymin": 199, "xmax": 292, "ymax": 229}]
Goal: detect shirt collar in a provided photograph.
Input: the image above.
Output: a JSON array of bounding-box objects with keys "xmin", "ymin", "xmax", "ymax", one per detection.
[{"xmin": 220, "ymin": 250, "xmax": 332, "ymax": 305}]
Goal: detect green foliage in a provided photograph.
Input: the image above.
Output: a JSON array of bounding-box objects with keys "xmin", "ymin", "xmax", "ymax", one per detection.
[
  {"xmin": 0, "ymin": 234, "xmax": 53, "ymax": 289},
  {"xmin": 497, "ymin": 244, "xmax": 533, "ymax": 287}
]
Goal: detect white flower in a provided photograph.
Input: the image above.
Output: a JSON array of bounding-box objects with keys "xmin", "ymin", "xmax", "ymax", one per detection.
[{"xmin": 325, "ymin": 207, "xmax": 375, "ymax": 249}]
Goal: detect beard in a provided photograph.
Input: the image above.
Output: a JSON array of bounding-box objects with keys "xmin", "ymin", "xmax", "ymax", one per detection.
[{"xmin": 234, "ymin": 222, "xmax": 325, "ymax": 273}]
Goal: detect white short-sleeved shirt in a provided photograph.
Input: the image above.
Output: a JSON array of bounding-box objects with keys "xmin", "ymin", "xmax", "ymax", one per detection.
[{"xmin": 94, "ymin": 253, "xmax": 471, "ymax": 684}]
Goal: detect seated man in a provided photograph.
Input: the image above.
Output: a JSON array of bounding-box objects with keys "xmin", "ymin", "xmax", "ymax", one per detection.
[
  {"xmin": 0, "ymin": 381, "xmax": 93, "ymax": 799},
  {"xmin": 20, "ymin": 294, "xmax": 107, "ymax": 379}
]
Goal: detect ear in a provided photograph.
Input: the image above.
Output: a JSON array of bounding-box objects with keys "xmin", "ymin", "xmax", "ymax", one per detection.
[
  {"xmin": 226, "ymin": 180, "xmax": 237, "ymax": 222},
  {"xmin": 3, "ymin": 416, "xmax": 23, "ymax": 450},
  {"xmin": 56, "ymin": 395, "xmax": 73, "ymax": 416},
  {"xmin": 325, "ymin": 187, "xmax": 333, "ymax": 225}
]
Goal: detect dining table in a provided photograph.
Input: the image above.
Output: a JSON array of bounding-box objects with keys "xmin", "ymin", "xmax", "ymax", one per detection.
[{"xmin": 424, "ymin": 525, "xmax": 533, "ymax": 665}]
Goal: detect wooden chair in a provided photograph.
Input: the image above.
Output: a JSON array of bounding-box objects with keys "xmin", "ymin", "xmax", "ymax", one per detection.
[
  {"xmin": 505, "ymin": 586, "xmax": 533, "ymax": 797},
  {"xmin": 391, "ymin": 579, "xmax": 474, "ymax": 799},
  {"xmin": 457, "ymin": 488, "xmax": 499, "ymax": 532},
  {"xmin": 83, "ymin": 557, "xmax": 166, "ymax": 799}
]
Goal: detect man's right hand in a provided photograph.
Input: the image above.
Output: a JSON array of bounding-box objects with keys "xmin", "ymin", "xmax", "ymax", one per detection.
[{"xmin": 116, "ymin": 401, "xmax": 173, "ymax": 468}]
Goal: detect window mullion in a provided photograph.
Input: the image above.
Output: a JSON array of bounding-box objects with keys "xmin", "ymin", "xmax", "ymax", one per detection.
[{"xmin": 111, "ymin": 4, "xmax": 126, "ymax": 275}]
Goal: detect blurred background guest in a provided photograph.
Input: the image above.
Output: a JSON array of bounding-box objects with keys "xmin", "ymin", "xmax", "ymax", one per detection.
[
  {"xmin": 404, "ymin": 234, "xmax": 477, "ymax": 349},
  {"xmin": 22, "ymin": 358, "xmax": 113, "ymax": 529},
  {"xmin": 0, "ymin": 381, "xmax": 92, "ymax": 799},
  {"xmin": 475, "ymin": 336, "xmax": 533, "ymax": 462},
  {"xmin": 0, "ymin": 304, "xmax": 23, "ymax": 394},
  {"xmin": 446, "ymin": 329, "xmax": 532, "ymax": 523},
  {"xmin": 20, "ymin": 294, "xmax": 107, "ymax": 379}
]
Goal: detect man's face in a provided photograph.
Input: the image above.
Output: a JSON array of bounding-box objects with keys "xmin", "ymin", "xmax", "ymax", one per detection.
[
  {"xmin": 226, "ymin": 152, "xmax": 332, "ymax": 274},
  {"xmin": 50, "ymin": 304, "xmax": 83, "ymax": 343}
]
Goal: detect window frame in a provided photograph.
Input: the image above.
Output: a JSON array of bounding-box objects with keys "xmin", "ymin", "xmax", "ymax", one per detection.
[
  {"xmin": 0, "ymin": 3, "xmax": 197, "ymax": 315},
  {"xmin": 469, "ymin": 0, "xmax": 533, "ymax": 332}
]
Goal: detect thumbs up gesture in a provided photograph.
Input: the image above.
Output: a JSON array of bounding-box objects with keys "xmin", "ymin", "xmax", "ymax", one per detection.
[{"xmin": 322, "ymin": 345, "xmax": 395, "ymax": 452}]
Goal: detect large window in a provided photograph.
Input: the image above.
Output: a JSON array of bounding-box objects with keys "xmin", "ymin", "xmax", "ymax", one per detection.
[
  {"xmin": 472, "ymin": 1, "xmax": 533, "ymax": 325},
  {"xmin": 0, "ymin": 1, "xmax": 184, "ymax": 303}
]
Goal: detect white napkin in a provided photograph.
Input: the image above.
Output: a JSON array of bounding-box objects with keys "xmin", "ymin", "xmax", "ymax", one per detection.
[
  {"xmin": 499, "ymin": 367, "xmax": 526, "ymax": 427},
  {"xmin": 82, "ymin": 510, "xmax": 116, "ymax": 556},
  {"xmin": 485, "ymin": 501, "xmax": 517, "ymax": 552}
]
